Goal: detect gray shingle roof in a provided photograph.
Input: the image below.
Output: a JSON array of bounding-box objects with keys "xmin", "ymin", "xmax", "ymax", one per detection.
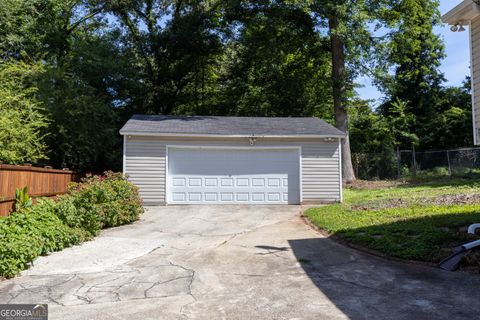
[{"xmin": 120, "ymin": 115, "xmax": 345, "ymax": 137}]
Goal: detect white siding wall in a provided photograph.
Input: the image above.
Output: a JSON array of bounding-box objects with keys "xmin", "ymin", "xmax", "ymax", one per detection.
[
  {"xmin": 124, "ymin": 136, "xmax": 341, "ymax": 204},
  {"xmin": 471, "ymin": 16, "xmax": 480, "ymax": 144},
  {"xmin": 124, "ymin": 138, "xmax": 166, "ymax": 204},
  {"xmin": 301, "ymin": 142, "xmax": 341, "ymax": 202}
]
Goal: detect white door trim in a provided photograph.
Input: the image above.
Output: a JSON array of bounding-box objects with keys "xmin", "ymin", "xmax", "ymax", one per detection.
[{"xmin": 165, "ymin": 145, "xmax": 302, "ymax": 205}]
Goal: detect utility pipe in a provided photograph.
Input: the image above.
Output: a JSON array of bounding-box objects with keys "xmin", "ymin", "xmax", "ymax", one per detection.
[
  {"xmin": 467, "ymin": 223, "xmax": 480, "ymax": 235},
  {"xmin": 462, "ymin": 239, "xmax": 480, "ymax": 250},
  {"xmin": 438, "ymin": 224, "xmax": 480, "ymax": 271}
]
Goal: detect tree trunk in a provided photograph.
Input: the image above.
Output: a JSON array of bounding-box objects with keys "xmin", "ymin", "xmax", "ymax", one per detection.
[{"xmin": 329, "ymin": 14, "xmax": 356, "ymax": 183}]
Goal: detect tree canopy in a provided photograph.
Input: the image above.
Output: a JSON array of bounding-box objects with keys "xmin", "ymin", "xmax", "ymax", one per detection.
[{"xmin": 0, "ymin": 0, "xmax": 472, "ymax": 178}]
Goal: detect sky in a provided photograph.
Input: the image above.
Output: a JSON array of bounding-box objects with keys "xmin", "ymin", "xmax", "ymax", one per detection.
[{"xmin": 355, "ymin": 0, "xmax": 469, "ymax": 106}]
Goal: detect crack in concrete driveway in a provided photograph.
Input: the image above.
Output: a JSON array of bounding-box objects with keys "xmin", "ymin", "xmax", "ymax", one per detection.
[{"xmin": 0, "ymin": 205, "xmax": 479, "ymax": 320}]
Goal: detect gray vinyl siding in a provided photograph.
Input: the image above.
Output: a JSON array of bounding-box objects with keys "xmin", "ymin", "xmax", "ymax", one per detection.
[
  {"xmin": 124, "ymin": 138, "xmax": 166, "ymax": 204},
  {"xmin": 301, "ymin": 143, "xmax": 341, "ymax": 202},
  {"xmin": 471, "ymin": 15, "xmax": 480, "ymax": 144},
  {"xmin": 124, "ymin": 136, "xmax": 341, "ymax": 204}
]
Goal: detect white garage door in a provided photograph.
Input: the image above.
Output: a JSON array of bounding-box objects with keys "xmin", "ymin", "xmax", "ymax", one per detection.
[{"xmin": 167, "ymin": 147, "xmax": 300, "ymax": 204}]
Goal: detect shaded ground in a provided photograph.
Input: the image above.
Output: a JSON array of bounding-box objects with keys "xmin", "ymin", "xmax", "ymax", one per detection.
[{"xmin": 0, "ymin": 205, "xmax": 479, "ymax": 319}]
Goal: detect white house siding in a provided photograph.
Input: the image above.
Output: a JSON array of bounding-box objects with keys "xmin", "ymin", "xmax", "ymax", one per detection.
[
  {"xmin": 471, "ymin": 15, "xmax": 480, "ymax": 144},
  {"xmin": 124, "ymin": 136, "xmax": 341, "ymax": 204},
  {"xmin": 124, "ymin": 137, "xmax": 166, "ymax": 204},
  {"xmin": 301, "ymin": 142, "xmax": 341, "ymax": 203}
]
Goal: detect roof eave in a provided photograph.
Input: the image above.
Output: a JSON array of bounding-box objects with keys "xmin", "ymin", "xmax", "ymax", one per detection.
[
  {"xmin": 442, "ymin": 1, "xmax": 480, "ymax": 25},
  {"xmin": 119, "ymin": 131, "xmax": 346, "ymax": 139}
]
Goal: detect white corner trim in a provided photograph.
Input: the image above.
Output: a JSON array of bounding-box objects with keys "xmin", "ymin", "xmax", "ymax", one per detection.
[
  {"xmin": 298, "ymin": 146, "xmax": 303, "ymax": 204},
  {"xmin": 470, "ymin": 20, "xmax": 478, "ymax": 145},
  {"xmin": 122, "ymin": 135, "xmax": 126, "ymax": 176},
  {"xmin": 165, "ymin": 145, "xmax": 169, "ymax": 204},
  {"xmin": 338, "ymin": 138, "xmax": 343, "ymax": 203}
]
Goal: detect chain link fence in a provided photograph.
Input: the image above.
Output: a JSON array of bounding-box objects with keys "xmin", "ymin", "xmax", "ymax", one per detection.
[{"xmin": 353, "ymin": 147, "xmax": 480, "ymax": 180}]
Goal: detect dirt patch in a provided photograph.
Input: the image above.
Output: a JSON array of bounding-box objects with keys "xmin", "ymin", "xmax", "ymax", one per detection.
[
  {"xmin": 347, "ymin": 180, "xmax": 407, "ymax": 190},
  {"xmin": 351, "ymin": 193, "xmax": 480, "ymax": 211},
  {"xmin": 427, "ymin": 193, "xmax": 480, "ymax": 206},
  {"xmin": 459, "ymin": 250, "xmax": 480, "ymax": 274},
  {"xmin": 351, "ymin": 198, "xmax": 406, "ymax": 210}
]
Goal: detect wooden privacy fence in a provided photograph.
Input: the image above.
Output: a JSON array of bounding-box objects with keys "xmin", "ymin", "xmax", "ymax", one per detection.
[{"xmin": 0, "ymin": 164, "xmax": 80, "ymax": 216}]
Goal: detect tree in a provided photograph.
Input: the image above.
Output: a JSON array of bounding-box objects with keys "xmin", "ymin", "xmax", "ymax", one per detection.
[
  {"xmin": 218, "ymin": 0, "xmax": 333, "ymax": 118},
  {"xmin": 0, "ymin": 0, "xmax": 127, "ymax": 171},
  {"xmin": 0, "ymin": 61, "xmax": 49, "ymax": 165},
  {"xmin": 0, "ymin": 0, "xmax": 45, "ymax": 60},
  {"xmin": 104, "ymin": 0, "xmax": 223, "ymax": 115},
  {"xmin": 421, "ymin": 78, "xmax": 473, "ymax": 148},
  {"xmin": 349, "ymin": 99, "xmax": 398, "ymax": 179},
  {"xmin": 327, "ymin": 3, "xmax": 356, "ymax": 182},
  {"xmin": 384, "ymin": 98, "xmax": 419, "ymax": 148},
  {"xmin": 311, "ymin": 0, "xmax": 380, "ymax": 182},
  {"xmin": 378, "ymin": 0, "xmax": 445, "ymax": 149}
]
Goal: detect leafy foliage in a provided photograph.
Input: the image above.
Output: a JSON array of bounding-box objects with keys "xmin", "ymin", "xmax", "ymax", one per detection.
[
  {"xmin": 14, "ymin": 187, "xmax": 33, "ymax": 212},
  {"xmin": 0, "ymin": 61, "xmax": 49, "ymax": 165},
  {"xmin": 0, "ymin": 204, "xmax": 87, "ymax": 278},
  {"xmin": 0, "ymin": 0, "xmax": 473, "ymax": 173},
  {"xmin": 57, "ymin": 171, "xmax": 144, "ymax": 236},
  {"xmin": 218, "ymin": 1, "xmax": 333, "ymax": 118},
  {"xmin": 378, "ymin": 0, "xmax": 447, "ymax": 150},
  {"xmin": 0, "ymin": 172, "xmax": 143, "ymax": 278}
]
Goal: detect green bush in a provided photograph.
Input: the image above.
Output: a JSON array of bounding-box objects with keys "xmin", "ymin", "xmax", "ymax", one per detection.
[
  {"xmin": 0, "ymin": 172, "xmax": 143, "ymax": 278},
  {"xmin": 0, "ymin": 200, "xmax": 87, "ymax": 278},
  {"xmin": 59, "ymin": 171, "xmax": 143, "ymax": 235}
]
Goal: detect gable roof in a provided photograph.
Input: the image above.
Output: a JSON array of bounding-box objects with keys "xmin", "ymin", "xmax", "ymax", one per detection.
[{"xmin": 120, "ymin": 115, "xmax": 345, "ymax": 138}]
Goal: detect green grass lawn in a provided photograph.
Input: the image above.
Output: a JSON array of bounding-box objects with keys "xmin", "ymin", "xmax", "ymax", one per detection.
[{"xmin": 305, "ymin": 178, "xmax": 480, "ymax": 263}]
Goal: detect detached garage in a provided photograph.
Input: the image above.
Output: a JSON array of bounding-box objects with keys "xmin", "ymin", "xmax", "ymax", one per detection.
[{"xmin": 120, "ymin": 115, "xmax": 345, "ymax": 205}]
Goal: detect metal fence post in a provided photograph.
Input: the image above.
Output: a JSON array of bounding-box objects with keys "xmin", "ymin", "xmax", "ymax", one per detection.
[
  {"xmin": 412, "ymin": 145, "xmax": 417, "ymax": 177},
  {"xmin": 446, "ymin": 150, "xmax": 452, "ymax": 176},
  {"xmin": 397, "ymin": 146, "xmax": 401, "ymax": 179}
]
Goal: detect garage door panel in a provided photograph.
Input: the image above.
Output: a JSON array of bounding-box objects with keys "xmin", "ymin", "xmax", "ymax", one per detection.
[
  {"xmin": 172, "ymin": 192, "xmax": 186, "ymax": 202},
  {"xmin": 236, "ymin": 193, "xmax": 249, "ymax": 201},
  {"xmin": 205, "ymin": 178, "xmax": 217, "ymax": 187},
  {"xmin": 205, "ymin": 193, "xmax": 218, "ymax": 201},
  {"xmin": 236, "ymin": 178, "xmax": 249, "ymax": 187},
  {"xmin": 167, "ymin": 148, "xmax": 300, "ymax": 204},
  {"xmin": 172, "ymin": 178, "xmax": 186, "ymax": 186}
]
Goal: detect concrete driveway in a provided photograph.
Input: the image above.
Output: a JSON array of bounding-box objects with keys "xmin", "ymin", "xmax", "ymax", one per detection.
[{"xmin": 1, "ymin": 205, "xmax": 479, "ymax": 320}]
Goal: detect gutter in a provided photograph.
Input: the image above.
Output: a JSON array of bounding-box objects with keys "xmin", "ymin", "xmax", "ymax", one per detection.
[{"xmin": 119, "ymin": 132, "xmax": 346, "ymax": 139}]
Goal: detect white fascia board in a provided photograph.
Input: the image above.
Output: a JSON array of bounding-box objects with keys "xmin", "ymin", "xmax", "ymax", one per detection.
[
  {"xmin": 120, "ymin": 132, "xmax": 346, "ymax": 139},
  {"xmin": 442, "ymin": 1, "xmax": 480, "ymax": 25}
]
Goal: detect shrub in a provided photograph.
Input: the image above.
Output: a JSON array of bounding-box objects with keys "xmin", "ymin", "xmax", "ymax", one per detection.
[
  {"xmin": 0, "ymin": 200, "xmax": 88, "ymax": 278},
  {"xmin": 58, "ymin": 171, "xmax": 143, "ymax": 235},
  {"xmin": 0, "ymin": 171, "xmax": 143, "ymax": 278}
]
